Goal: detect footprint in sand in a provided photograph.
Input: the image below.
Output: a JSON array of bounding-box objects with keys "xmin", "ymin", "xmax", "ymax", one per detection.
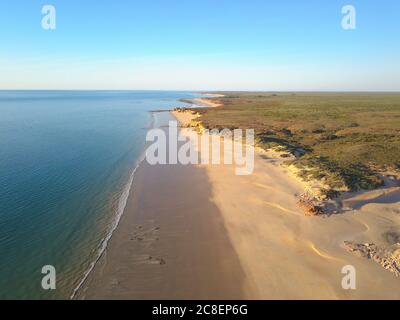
[
  {"xmin": 130, "ymin": 225, "xmax": 161, "ymax": 242},
  {"xmin": 109, "ymin": 278, "xmax": 120, "ymax": 288},
  {"xmin": 130, "ymin": 254, "xmax": 166, "ymax": 265},
  {"xmin": 147, "ymin": 256, "xmax": 166, "ymax": 265}
]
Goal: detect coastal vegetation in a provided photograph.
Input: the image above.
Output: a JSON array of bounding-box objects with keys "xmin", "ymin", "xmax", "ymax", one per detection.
[{"xmin": 186, "ymin": 93, "xmax": 400, "ymax": 198}]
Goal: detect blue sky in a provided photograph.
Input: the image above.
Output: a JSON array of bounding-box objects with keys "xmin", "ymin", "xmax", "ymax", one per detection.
[{"xmin": 0, "ymin": 0, "xmax": 399, "ymax": 90}]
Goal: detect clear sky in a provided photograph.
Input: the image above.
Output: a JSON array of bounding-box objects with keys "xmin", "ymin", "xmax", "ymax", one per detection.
[{"xmin": 0, "ymin": 0, "xmax": 399, "ymax": 91}]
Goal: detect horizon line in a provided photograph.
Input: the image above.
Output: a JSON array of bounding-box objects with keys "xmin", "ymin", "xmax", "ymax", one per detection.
[{"xmin": 1, "ymin": 89, "xmax": 400, "ymax": 93}]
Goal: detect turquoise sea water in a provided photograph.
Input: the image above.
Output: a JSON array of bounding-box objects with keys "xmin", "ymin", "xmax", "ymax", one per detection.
[{"xmin": 0, "ymin": 91, "xmax": 193, "ymax": 299}]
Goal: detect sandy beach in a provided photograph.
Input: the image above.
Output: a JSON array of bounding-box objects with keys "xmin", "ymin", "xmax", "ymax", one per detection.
[
  {"xmin": 78, "ymin": 110, "xmax": 400, "ymax": 300},
  {"xmin": 191, "ymin": 97, "xmax": 222, "ymax": 108},
  {"xmin": 77, "ymin": 113, "xmax": 246, "ymax": 299}
]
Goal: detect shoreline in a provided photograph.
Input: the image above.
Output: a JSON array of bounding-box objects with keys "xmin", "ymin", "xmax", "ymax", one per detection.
[
  {"xmin": 78, "ymin": 105, "xmax": 400, "ymax": 299},
  {"xmin": 192, "ymin": 97, "xmax": 222, "ymax": 108},
  {"xmin": 179, "ymin": 97, "xmax": 223, "ymax": 108},
  {"xmin": 70, "ymin": 154, "xmax": 146, "ymax": 299},
  {"xmin": 77, "ymin": 111, "xmax": 247, "ymax": 299},
  {"xmin": 71, "ymin": 112, "xmax": 160, "ymax": 299}
]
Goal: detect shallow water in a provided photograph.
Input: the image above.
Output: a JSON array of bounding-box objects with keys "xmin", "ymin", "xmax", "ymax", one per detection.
[{"xmin": 0, "ymin": 90, "xmax": 194, "ymax": 299}]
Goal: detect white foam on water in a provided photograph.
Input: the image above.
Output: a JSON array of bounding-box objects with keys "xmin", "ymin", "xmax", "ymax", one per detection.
[
  {"xmin": 69, "ymin": 153, "xmax": 145, "ymax": 299},
  {"xmin": 69, "ymin": 111, "xmax": 164, "ymax": 299}
]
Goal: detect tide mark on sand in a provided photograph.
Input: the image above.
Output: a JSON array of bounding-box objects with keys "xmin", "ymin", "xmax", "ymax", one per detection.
[
  {"xmin": 354, "ymin": 217, "xmax": 371, "ymax": 233},
  {"xmin": 262, "ymin": 200, "xmax": 299, "ymax": 215},
  {"xmin": 254, "ymin": 182, "xmax": 275, "ymax": 191},
  {"xmin": 308, "ymin": 242, "xmax": 342, "ymax": 261}
]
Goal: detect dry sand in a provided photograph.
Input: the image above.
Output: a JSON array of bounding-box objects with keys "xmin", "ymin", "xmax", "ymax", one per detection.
[{"xmin": 78, "ymin": 110, "xmax": 400, "ymax": 299}]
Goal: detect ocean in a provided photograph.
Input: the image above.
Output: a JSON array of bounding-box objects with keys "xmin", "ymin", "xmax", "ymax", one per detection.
[{"xmin": 0, "ymin": 90, "xmax": 195, "ymax": 299}]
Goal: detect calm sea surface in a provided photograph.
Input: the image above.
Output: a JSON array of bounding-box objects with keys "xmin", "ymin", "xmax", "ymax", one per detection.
[{"xmin": 0, "ymin": 90, "xmax": 194, "ymax": 299}]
